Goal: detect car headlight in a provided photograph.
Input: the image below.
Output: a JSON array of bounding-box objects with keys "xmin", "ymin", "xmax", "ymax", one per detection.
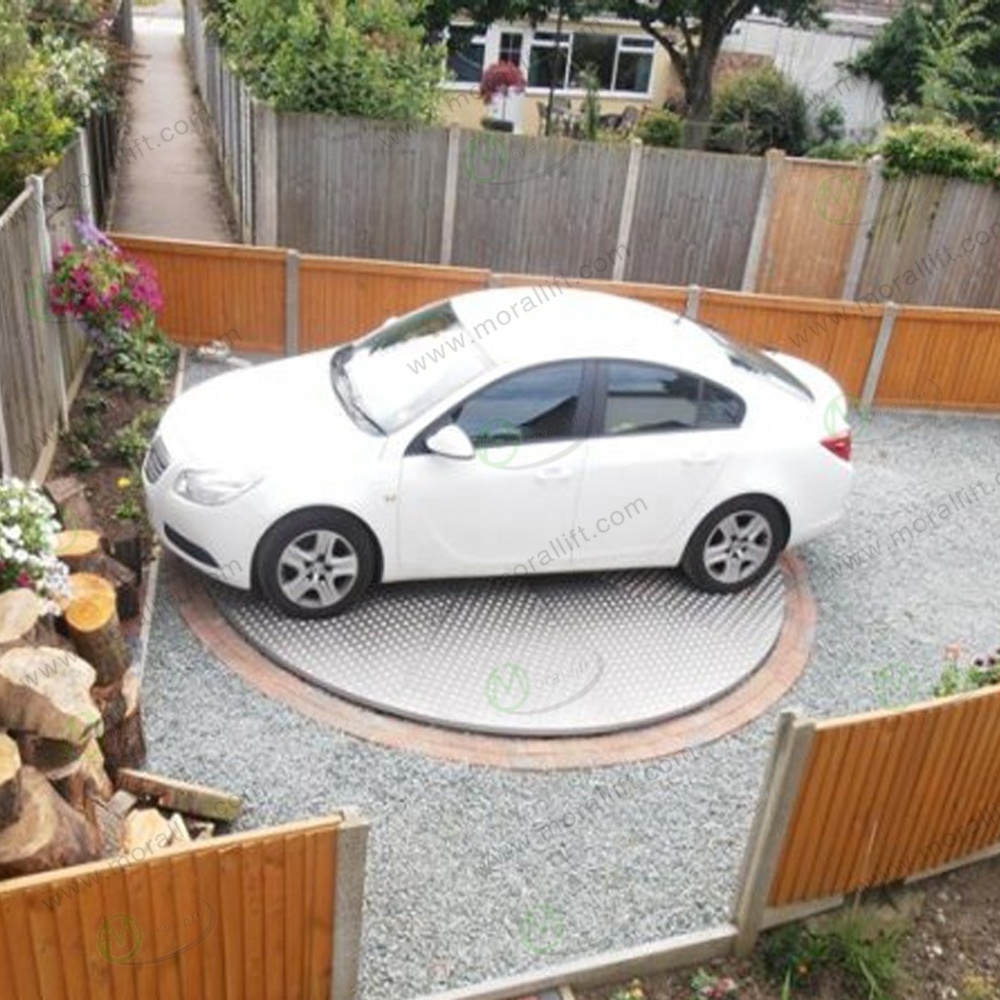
[{"xmin": 174, "ymin": 469, "xmax": 261, "ymax": 506}]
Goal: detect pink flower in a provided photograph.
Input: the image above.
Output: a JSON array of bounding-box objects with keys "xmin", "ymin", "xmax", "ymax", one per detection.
[{"xmin": 16, "ymin": 572, "xmax": 32, "ymax": 588}]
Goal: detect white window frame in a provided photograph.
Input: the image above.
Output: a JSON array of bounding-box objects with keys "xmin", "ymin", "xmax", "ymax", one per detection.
[{"xmin": 442, "ymin": 22, "xmax": 488, "ymax": 89}]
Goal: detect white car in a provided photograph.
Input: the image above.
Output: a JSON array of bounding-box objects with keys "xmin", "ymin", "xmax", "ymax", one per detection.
[{"xmin": 144, "ymin": 288, "xmax": 852, "ymax": 618}]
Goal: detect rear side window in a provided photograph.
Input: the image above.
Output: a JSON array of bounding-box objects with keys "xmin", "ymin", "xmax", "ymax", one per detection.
[
  {"xmin": 600, "ymin": 362, "xmax": 744, "ymax": 435},
  {"xmin": 700, "ymin": 324, "xmax": 814, "ymax": 401}
]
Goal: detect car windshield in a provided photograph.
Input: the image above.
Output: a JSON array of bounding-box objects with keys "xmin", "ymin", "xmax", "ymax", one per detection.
[
  {"xmin": 700, "ymin": 324, "xmax": 814, "ymax": 401},
  {"xmin": 332, "ymin": 300, "xmax": 493, "ymax": 433}
]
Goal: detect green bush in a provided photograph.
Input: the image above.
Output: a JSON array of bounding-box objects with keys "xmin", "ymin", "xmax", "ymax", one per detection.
[
  {"xmin": 209, "ymin": 0, "xmax": 444, "ymax": 122},
  {"xmin": 709, "ymin": 66, "xmax": 809, "ymax": 156},
  {"xmin": 805, "ymin": 139, "xmax": 871, "ymax": 161},
  {"xmin": 880, "ymin": 121, "xmax": 1000, "ymax": 181},
  {"xmin": 635, "ymin": 109, "xmax": 683, "ymax": 148}
]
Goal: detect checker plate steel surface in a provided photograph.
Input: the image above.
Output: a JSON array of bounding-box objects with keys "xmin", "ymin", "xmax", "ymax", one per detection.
[{"xmin": 210, "ymin": 566, "xmax": 786, "ymax": 736}]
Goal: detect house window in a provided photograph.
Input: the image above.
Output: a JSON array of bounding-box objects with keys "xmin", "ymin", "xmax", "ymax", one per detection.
[
  {"xmin": 447, "ymin": 26, "xmax": 486, "ymax": 83},
  {"xmin": 528, "ymin": 30, "xmax": 570, "ymax": 89},
  {"xmin": 525, "ymin": 31, "xmax": 654, "ymax": 94},
  {"xmin": 499, "ymin": 31, "xmax": 523, "ymax": 68}
]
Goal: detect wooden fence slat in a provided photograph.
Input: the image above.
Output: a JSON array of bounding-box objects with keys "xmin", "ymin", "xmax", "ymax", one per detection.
[
  {"xmin": 284, "ymin": 832, "xmax": 307, "ymax": 1000},
  {"xmin": 262, "ymin": 833, "xmax": 287, "ymax": 1000}
]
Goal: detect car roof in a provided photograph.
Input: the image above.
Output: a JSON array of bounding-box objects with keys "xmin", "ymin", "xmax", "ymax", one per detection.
[{"xmin": 449, "ymin": 286, "xmax": 729, "ymax": 377}]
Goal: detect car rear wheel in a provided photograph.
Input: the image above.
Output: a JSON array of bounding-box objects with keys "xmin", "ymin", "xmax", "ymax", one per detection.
[
  {"xmin": 256, "ymin": 510, "xmax": 376, "ymax": 618},
  {"xmin": 682, "ymin": 497, "xmax": 785, "ymax": 594}
]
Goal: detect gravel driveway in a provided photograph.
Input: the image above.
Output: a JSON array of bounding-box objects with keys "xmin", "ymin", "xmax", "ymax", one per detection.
[{"xmin": 143, "ymin": 369, "xmax": 1000, "ymax": 998}]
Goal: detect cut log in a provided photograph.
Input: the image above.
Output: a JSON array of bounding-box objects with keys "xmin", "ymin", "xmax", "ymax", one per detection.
[
  {"xmin": 92, "ymin": 797, "xmax": 124, "ymax": 856},
  {"xmin": 167, "ymin": 813, "xmax": 191, "ymax": 844},
  {"xmin": 0, "ymin": 735, "xmax": 22, "ymax": 829},
  {"xmin": 47, "ymin": 759, "xmax": 87, "ymax": 812},
  {"xmin": 0, "ymin": 767, "xmax": 102, "ymax": 879},
  {"xmin": 99, "ymin": 556, "xmax": 140, "ymax": 622},
  {"xmin": 0, "ymin": 590, "xmax": 43, "ymax": 647},
  {"xmin": 14, "ymin": 733, "xmax": 87, "ymax": 770},
  {"xmin": 99, "ymin": 705, "xmax": 145, "ymax": 777},
  {"xmin": 116, "ymin": 769, "xmax": 242, "ymax": 823},
  {"xmin": 53, "ymin": 530, "xmax": 104, "ymax": 573},
  {"xmin": 0, "ymin": 646, "xmax": 101, "ymax": 743},
  {"xmin": 80, "ymin": 743, "xmax": 113, "ymax": 803},
  {"xmin": 109, "ymin": 525, "xmax": 143, "ymax": 579},
  {"xmin": 107, "ymin": 789, "xmax": 137, "ymax": 820},
  {"xmin": 64, "ymin": 574, "xmax": 130, "ymax": 686},
  {"xmin": 46, "ymin": 477, "xmax": 97, "ymax": 532},
  {"xmin": 122, "ymin": 808, "xmax": 174, "ymax": 857}
]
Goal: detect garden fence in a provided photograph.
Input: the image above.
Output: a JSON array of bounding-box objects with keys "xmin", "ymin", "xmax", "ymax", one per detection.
[
  {"xmin": 112, "ymin": 233, "xmax": 1000, "ymax": 413},
  {"xmin": 0, "ymin": 812, "xmax": 368, "ymax": 1000},
  {"xmin": 183, "ymin": 0, "xmax": 1000, "ymax": 310}
]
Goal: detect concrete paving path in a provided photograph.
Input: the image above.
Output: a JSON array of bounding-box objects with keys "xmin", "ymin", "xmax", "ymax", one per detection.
[{"xmin": 111, "ymin": 0, "xmax": 236, "ymax": 242}]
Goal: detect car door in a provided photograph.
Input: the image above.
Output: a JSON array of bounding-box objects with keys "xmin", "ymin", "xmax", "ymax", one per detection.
[
  {"xmin": 572, "ymin": 359, "xmax": 744, "ymax": 570},
  {"xmin": 396, "ymin": 360, "xmax": 594, "ymax": 578}
]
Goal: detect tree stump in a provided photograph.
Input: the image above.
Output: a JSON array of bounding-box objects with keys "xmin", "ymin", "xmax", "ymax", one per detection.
[
  {"xmin": 0, "ymin": 646, "xmax": 101, "ymax": 742},
  {"xmin": 53, "ymin": 530, "xmax": 105, "ymax": 574},
  {"xmin": 100, "ymin": 556, "xmax": 140, "ymax": 622},
  {"xmin": 0, "ymin": 767, "xmax": 102, "ymax": 879},
  {"xmin": 64, "ymin": 574, "xmax": 130, "ymax": 686},
  {"xmin": 109, "ymin": 524, "xmax": 143, "ymax": 580},
  {"xmin": 45, "ymin": 476, "xmax": 97, "ymax": 532},
  {"xmin": 0, "ymin": 591, "xmax": 43, "ymax": 650},
  {"xmin": 0, "ymin": 735, "xmax": 22, "ymax": 829},
  {"xmin": 100, "ymin": 706, "xmax": 145, "ymax": 777}
]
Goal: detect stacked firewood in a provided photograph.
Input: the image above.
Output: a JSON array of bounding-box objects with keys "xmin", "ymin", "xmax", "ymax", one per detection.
[{"xmin": 0, "ymin": 478, "xmax": 242, "ymax": 881}]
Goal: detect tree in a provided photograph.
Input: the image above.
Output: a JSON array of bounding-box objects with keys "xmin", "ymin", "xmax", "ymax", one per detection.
[{"xmin": 422, "ymin": 0, "xmax": 825, "ymax": 147}]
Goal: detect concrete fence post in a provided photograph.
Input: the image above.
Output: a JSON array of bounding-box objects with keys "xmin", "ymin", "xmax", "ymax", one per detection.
[
  {"xmin": 742, "ymin": 148, "xmax": 785, "ymax": 293},
  {"xmin": 685, "ymin": 284, "xmax": 701, "ymax": 320},
  {"xmin": 613, "ymin": 138, "xmax": 643, "ymax": 281},
  {"xmin": 330, "ymin": 810, "xmax": 370, "ymax": 1000},
  {"xmin": 252, "ymin": 99, "xmax": 279, "ymax": 246},
  {"xmin": 77, "ymin": 127, "xmax": 96, "ymax": 223},
  {"xmin": 28, "ymin": 175, "xmax": 68, "ymax": 428},
  {"xmin": 285, "ymin": 249, "xmax": 300, "ymax": 357},
  {"xmin": 842, "ymin": 156, "xmax": 884, "ymax": 300},
  {"xmin": 731, "ymin": 710, "xmax": 816, "ymax": 955},
  {"xmin": 440, "ymin": 125, "xmax": 461, "ymax": 266},
  {"xmin": 861, "ymin": 301, "xmax": 898, "ymax": 409}
]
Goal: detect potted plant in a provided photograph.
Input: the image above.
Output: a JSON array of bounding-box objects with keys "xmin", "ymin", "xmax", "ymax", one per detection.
[{"xmin": 479, "ymin": 60, "xmax": 526, "ymax": 132}]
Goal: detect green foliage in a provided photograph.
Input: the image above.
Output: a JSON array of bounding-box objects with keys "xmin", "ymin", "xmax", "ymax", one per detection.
[
  {"xmin": 934, "ymin": 654, "xmax": 1000, "ymax": 698},
  {"xmin": 635, "ymin": 109, "xmax": 683, "ymax": 148},
  {"xmin": 761, "ymin": 914, "xmax": 907, "ymax": 999},
  {"xmin": 0, "ymin": 476, "xmax": 68, "ymax": 600},
  {"xmin": 580, "ymin": 65, "xmax": 601, "ymax": 142},
  {"xmin": 960, "ymin": 973, "xmax": 1000, "ymax": 1000},
  {"xmin": 96, "ymin": 324, "xmax": 178, "ymax": 400},
  {"xmin": 62, "ymin": 432, "xmax": 99, "ymax": 472},
  {"xmin": 210, "ymin": 0, "xmax": 444, "ymax": 122},
  {"xmin": 804, "ymin": 139, "xmax": 869, "ymax": 161},
  {"xmin": 814, "ymin": 102, "xmax": 845, "ymax": 144},
  {"xmin": 847, "ymin": 0, "xmax": 929, "ymax": 112},
  {"xmin": 880, "ymin": 122, "xmax": 1000, "ymax": 182},
  {"xmin": 708, "ymin": 66, "xmax": 809, "ymax": 155},
  {"xmin": 690, "ymin": 968, "xmax": 739, "ymax": 998},
  {"xmin": 37, "ymin": 34, "xmax": 112, "ymax": 122}
]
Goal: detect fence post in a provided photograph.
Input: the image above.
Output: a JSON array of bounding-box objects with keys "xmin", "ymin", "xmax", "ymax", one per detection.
[
  {"xmin": 330, "ymin": 810, "xmax": 369, "ymax": 1000},
  {"xmin": 28, "ymin": 175, "xmax": 68, "ymax": 428},
  {"xmin": 285, "ymin": 249, "xmax": 300, "ymax": 357},
  {"xmin": 613, "ymin": 138, "xmax": 643, "ymax": 281},
  {"xmin": 76, "ymin": 127, "xmax": 96, "ymax": 223},
  {"xmin": 440, "ymin": 125, "xmax": 461, "ymax": 266},
  {"xmin": 732, "ymin": 710, "xmax": 816, "ymax": 956},
  {"xmin": 860, "ymin": 301, "xmax": 898, "ymax": 409},
  {"xmin": 841, "ymin": 156, "xmax": 884, "ymax": 300},
  {"xmin": 741, "ymin": 148, "xmax": 785, "ymax": 293},
  {"xmin": 252, "ymin": 99, "xmax": 279, "ymax": 246},
  {"xmin": 685, "ymin": 284, "xmax": 701, "ymax": 320}
]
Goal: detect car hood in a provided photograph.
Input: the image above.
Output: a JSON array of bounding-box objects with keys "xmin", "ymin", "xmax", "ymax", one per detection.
[{"xmin": 159, "ymin": 350, "xmax": 378, "ymax": 469}]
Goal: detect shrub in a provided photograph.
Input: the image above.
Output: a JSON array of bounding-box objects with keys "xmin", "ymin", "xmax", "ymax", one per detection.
[
  {"xmin": 635, "ymin": 109, "xmax": 683, "ymax": 148},
  {"xmin": 37, "ymin": 35, "xmax": 113, "ymax": 122},
  {"xmin": 805, "ymin": 139, "xmax": 871, "ymax": 161},
  {"xmin": 0, "ymin": 477, "xmax": 69, "ymax": 603},
  {"xmin": 209, "ymin": 0, "xmax": 444, "ymax": 123},
  {"xmin": 709, "ymin": 66, "xmax": 809, "ymax": 156},
  {"xmin": 880, "ymin": 121, "xmax": 1000, "ymax": 181}
]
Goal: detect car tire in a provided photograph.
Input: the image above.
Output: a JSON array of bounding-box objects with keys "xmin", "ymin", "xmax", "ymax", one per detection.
[
  {"xmin": 682, "ymin": 496, "xmax": 786, "ymax": 594},
  {"xmin": 256, "ymin": 509, "xmax": 376, "ymax": 619}
]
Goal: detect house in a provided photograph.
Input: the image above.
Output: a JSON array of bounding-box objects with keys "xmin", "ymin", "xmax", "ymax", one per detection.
[{"xmin": 437, "ymin": 1, "xmax": 897, "ymax": 139}]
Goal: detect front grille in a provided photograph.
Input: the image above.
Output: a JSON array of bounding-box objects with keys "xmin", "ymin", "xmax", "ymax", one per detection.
[{"xmin": 144, "ymin": 436, "xmax": 170, "ymax": 484}]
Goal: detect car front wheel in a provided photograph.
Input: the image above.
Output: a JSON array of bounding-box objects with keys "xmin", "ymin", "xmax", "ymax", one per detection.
[
  {"xmin": 256, "ymin": 510, "xmax": 376, "ymax": 618},
  {"xmin": 682, "ymin": 497, "xmax": 785, "ymax": 594}
]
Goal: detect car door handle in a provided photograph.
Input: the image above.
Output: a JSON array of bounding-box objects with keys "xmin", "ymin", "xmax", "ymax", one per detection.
[{"xmin": 536, "ymin": 466, "xmax": 573, "ymax": 481}]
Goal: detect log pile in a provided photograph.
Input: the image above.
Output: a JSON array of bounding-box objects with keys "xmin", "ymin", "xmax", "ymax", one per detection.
[{"xmin": 0, "ymin": 490, "xmax": 242, "ymax": 884}]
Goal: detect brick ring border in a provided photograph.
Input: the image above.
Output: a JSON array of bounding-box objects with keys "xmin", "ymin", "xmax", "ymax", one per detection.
[{"xmin": 168, "ymin": 553, "xmax": 815, "ymax": 770}]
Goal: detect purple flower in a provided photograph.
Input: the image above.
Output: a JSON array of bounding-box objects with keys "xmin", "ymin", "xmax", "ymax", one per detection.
[{"xmin": 75, "ymin": 217, "xmax": 118, "ymax": 252}]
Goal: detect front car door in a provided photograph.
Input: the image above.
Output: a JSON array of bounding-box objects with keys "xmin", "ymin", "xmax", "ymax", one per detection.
[
  {"xmin": 572, "ymin": 359, "xmax": 745, "ymax": 570},
  {"xmin": 396, "ymin": 360, "xmax": 594, "ymax": 578}
]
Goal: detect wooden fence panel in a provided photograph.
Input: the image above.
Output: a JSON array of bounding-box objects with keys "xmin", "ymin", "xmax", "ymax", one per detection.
[
  {"xmin": 451, "ymin": 134, "xmax": 628, "ymax": 278},
  {"xmin": 277, "ymin": 115, "xmax": 450, "ymax": 263},
  {"xmin": 767, "ymin": 688, "xmax": 1000, "ymax": 908},
  {"xmin": 626, "ymin": 148, "xmax": 763, "ymax": 289},
  {"xmin": 113, "ymin": 235, "xmax": 287, "ymax": 352},
  {"xmin": 0, "ymin": 815, "xmax": 366, "ymax": 1000},
  {"xmin": 758, "ymin": 158, "xmax": 866, "ymax": 300},
  {"xmin": 699, "ymin": 289, "xmax": 881, "ymax": 399},
  {"xmin": 299, "ymin": 255, "xmax": 489, "ymax": 351},
  {"xmin": 875, "ymin": 305, "xmax": 1000, "ymax": 411}
]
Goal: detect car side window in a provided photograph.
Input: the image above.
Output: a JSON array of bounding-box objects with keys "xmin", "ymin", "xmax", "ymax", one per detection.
[
  {"xmin": 452, "ymin": 361, "xmax": 584, "ymax": 449},
  {"xmin": 601, "ymin": 361, "xmax": 744, "ymax": 435},
  {"xmin": 602, "ymin": 362, "xmax": 701, "ymax": 434}
]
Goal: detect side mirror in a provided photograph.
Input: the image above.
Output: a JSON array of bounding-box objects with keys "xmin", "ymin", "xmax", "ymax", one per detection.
[
  {"xmin": 426, "ymin": 425, "xmax": 475, "ymax": 460},
  {"xmin": 380, "ymin": 315, "xmax": 399, "ymax": 328}
]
